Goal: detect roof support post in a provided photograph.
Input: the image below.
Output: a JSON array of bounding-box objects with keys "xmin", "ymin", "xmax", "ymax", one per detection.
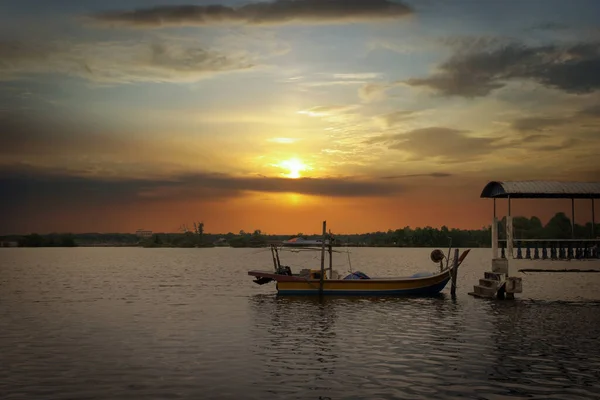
[
  {"xmin": 592, "ymin": 198, "xmax": 596, "ymax": 238},
  {"xmin": 571, "ymin": 198, "xmax": 575, "ymax": 239}
]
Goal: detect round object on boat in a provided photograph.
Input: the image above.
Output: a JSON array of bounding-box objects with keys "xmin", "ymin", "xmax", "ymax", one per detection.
[{"xmin": 430, "ymin": 249, "xmax": 445, "ymax": 263}]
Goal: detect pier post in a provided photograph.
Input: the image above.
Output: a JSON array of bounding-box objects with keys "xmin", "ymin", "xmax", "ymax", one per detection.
[
  {"xmin": 506, "ymin": 216, "xmax": 513, "ymax": 262},
  {"xmin": 492, "ymin": 217, "xmax": 498, "ymax": 259},
  {"xmin": 319, "ymin": 221, "xmax": 326, "ymax": 294},
  {"xmin": 328, "ymin": 241, "xmax": 333, "ymax": 280},
  {"xmin": 571, "ymin": 198, "xmax": 576, "ymax": 239},
  {"xmin": 451, "ymin": 248, "xmax": 459, "ymax": 297},
  {"xmin": 592, "ymin": 198, "xmax": 596, "ymax": 238}
]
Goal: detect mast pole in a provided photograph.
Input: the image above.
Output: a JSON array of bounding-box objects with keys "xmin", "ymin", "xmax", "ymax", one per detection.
[{"xmin": 319, "ymin": 221, "xmax": 326, "ymax": 294}]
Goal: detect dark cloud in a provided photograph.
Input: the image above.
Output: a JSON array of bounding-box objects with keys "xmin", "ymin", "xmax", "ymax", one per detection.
[
  {"xmin": 532, "ymin": 138, "xmax": 580, "ymax": 152},
  {"xmin": 510, "ymin": 103, "xmax": 600, "ymax": 133},
  {"xmin": 511, "ymin": 117, "xmax": 570, "ymax": 132},
  {"xmin": 367, "ymin": 127, "xmax": 498, "ymax": 163},
  {"xmin": 578, "ymin": 104, "xmax": 600, "ymax": 118},
  {"xmin": 365, "ymin": 125, "xmax": 586, "ymax": 164},
  {"xmin": 89, "ymin": 0, "xmax": 413, "ymax": 28},
  {"xmin": 0, "ymin": 39, "xmax": 253, "ymax": 83},
  {"xmin": 0, "ymin": 165, "xmax": 405, "ymax": 219},
  {"xmin": 0, "ymin": 112, "xmax": 118, "ymax": 156},
  {"xmin": 380, "ymin": 172, "xmax": 451, "ymax": 180},
  {"xmin": 405, "ymin": 40, "xmax": 600, "ymax": 97}
]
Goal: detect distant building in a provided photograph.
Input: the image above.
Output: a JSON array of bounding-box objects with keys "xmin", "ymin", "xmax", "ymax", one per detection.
[
  {"xmin": 135, "ymin": 229, "xmax": 153, "ymax": 238},
  {"xmin": 0, "ymin": 241, "xmax": 18, "ymax": 247}
]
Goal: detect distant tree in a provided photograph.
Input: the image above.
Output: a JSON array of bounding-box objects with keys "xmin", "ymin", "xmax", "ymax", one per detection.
[
  {"xmin": 544, "ymin": 212, "xmax": 572, "ymax": 239},
  {"xmin": 59, "ymin": 234, "xmax": 77, "ymax": 247}
]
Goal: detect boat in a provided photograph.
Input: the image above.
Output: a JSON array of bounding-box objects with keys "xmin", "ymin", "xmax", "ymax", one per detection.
[
  {"xmin": 248, "ymin": 221, "xmax": 471, "ymax": 296},
  {"xmin": 281, "ymin": 236, "xmax": 333, "ymax": 247}
]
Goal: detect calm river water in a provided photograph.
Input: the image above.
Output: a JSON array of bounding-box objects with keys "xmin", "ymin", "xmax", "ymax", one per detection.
[{"xmin": 1, "ymin": 247, "xmax": 600, "ymax": 399}]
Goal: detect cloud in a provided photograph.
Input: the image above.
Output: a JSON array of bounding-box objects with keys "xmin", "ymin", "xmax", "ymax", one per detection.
[
  {"xmin": 511, "ymin": 116, "xmax": 570, "ymax": 132},
  {"xmin": 89, "ymin": 0, "xmax": 413, "ymax": 28},
  {"xmin": 365, "ymin": 126, "xmax": 585, "ymax": 164},
  {"xmin": 359, "ymin": 82, "xmax": 392, "ymax": 102},
  {"xmin": 376, "ymin": 110, "xmax": 418, "ymax": 127},
  {"xmin": 510, "ymin": 103, "xmax": 600, "ymax": 133},
  {"xmin": 333, "ymin": 73, "xmax": 382, "ymax": 80},
  {"xmin": 532, "ymin": 138, "xmax": 580, "ymax": 152},
  {"xmin": 380, "ymin": 172, "xmax": 452, "ymax": 180},
  {"xmin": 384, "ymin": 127, "xmax": 498, "ymax": 162},
  {"xmin": 0, "ymin": 112, "xmax": 222, "ymax": 175},
  {"xmin": 297, "ymin": 104, "xmax": 357, "ymax": 117},
  {"xmin": 578, "ymin": 104, "xmax": 600, "ymax": 118},
  {"xmin": 0, "ymin": 38, "xmax": 254, "ymax": 84},
  {"xmin": 404, "ymin": 40, "xmax": 600, "ymax": 97},
  {"xmin": 0, "ymin": 165, "xmax": 405, "ymax": 219}
]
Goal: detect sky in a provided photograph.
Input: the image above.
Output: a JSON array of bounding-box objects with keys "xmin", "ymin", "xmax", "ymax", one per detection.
[{"xmin": 1, "ymin": 0, "xmax": 600, "ymax": 235}]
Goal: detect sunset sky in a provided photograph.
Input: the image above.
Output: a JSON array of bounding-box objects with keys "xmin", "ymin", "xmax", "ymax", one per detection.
[{"xmin": 1, "ymin": 0, "xmax": 599, "ymax": 234}]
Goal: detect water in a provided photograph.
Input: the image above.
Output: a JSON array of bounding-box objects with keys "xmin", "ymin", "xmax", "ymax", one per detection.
[{"xmin": 1, "ymin": 247, "xmax": 600, "ymax": 399}]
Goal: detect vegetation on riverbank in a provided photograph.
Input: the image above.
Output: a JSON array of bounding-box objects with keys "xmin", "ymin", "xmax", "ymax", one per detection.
[{"xmin": 2, "ymin": 213, "xmax": 597, "ymax": 248}]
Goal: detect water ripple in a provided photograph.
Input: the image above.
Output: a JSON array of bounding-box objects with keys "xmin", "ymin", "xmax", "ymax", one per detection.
[{"xmin": 1, "ymin": 248, "xmax": 600, "ymax": 399}]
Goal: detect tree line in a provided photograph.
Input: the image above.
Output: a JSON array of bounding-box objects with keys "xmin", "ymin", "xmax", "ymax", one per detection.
[{"xmin": 3, "ymin": 212, "xmax": 598, "ymax": 248}]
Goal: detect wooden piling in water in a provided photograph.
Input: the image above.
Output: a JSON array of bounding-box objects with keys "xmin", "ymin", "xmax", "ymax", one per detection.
[
  {"xmin": 319, "ymin": 221, "xmax": 326, "ymax": 294},
  {"xmin": 451, "ymin": 248, "xmax": 459, "ymax": 297}
]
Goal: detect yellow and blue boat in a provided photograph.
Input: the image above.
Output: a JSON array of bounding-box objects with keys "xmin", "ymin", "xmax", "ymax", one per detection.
[
  {"xmin": 248, "ymin": 221, "xmax": 470, "ymax": 296},
  {"xmin": 248, "ymin": 267, "xmax": 461, "ymax": 296}
]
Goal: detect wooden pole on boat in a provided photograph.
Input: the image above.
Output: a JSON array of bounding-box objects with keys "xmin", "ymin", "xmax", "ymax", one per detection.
[
  {"xmin": 450, "ymin": 248, "xmax": 459, "ymax": 297},
  {"xmin": 319, "ymin": 221, "xmax": 327, "ymax": 294},
  {"xmin": 274, "ymin": 246, "xmax": 281, "ymax": 269},
  {"xmin": 270, "ymin": 244, "xmax": 278, "ymax": 272}
]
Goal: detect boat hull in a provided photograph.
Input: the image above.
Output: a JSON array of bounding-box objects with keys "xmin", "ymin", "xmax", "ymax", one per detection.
[{"xmin": 248, "ymin": 269, "xmax": 452, "ymax": 296}]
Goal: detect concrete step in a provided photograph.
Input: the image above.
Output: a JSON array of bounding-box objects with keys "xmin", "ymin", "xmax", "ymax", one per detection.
[
  {"xmin": 473, "ymin": 285, "xmax": 497, "ymax": 298},
  {"xmin": 484, "ymin": 271, "xmax": 505, "ymax": 281},
  {"xmin": 479, "ymin": 278, "xmax": 499, "ymax": 289}
]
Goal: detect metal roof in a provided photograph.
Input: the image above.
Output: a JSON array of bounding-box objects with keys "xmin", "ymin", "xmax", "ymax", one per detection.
[{"xmin": 481, "ymin": 181, "xmax": 600, "ymax": 199}]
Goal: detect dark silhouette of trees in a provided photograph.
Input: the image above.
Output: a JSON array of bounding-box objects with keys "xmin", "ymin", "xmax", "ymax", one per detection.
[{"xmin": 6, "ymin": 212, "xmax": 598, "ymax": 248}]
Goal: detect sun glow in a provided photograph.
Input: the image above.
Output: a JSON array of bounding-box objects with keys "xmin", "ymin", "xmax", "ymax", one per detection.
[{"xmin": 278, "ymin": 158, "xmax": 307, "ymax": 179}]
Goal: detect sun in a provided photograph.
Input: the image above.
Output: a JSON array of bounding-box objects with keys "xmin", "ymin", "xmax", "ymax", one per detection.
[{"xmin": 278, "ymin": 158, "xmax": 306, "ymax": 179}]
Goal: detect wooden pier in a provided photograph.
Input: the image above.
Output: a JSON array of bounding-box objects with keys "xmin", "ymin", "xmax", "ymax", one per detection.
[{"xmin": 469, "ymin": 180, "xmax": 600, "ymax": 299}]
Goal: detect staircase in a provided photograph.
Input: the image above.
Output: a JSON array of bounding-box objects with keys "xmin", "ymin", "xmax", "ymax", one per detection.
[{"xmin": 469, "ymin": 271, "xmax": 506, "ymax": 299}]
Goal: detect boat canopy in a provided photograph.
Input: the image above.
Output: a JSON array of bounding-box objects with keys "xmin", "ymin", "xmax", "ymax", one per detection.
[{"xmin": 480, "ymin": 181, "xmax": 600, "ymax": 199}]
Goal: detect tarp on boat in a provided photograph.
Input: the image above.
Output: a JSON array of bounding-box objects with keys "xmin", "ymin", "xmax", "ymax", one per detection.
[{"xmin": 343, "ymin": 271, "xmax": 370, "ymax": 280}]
